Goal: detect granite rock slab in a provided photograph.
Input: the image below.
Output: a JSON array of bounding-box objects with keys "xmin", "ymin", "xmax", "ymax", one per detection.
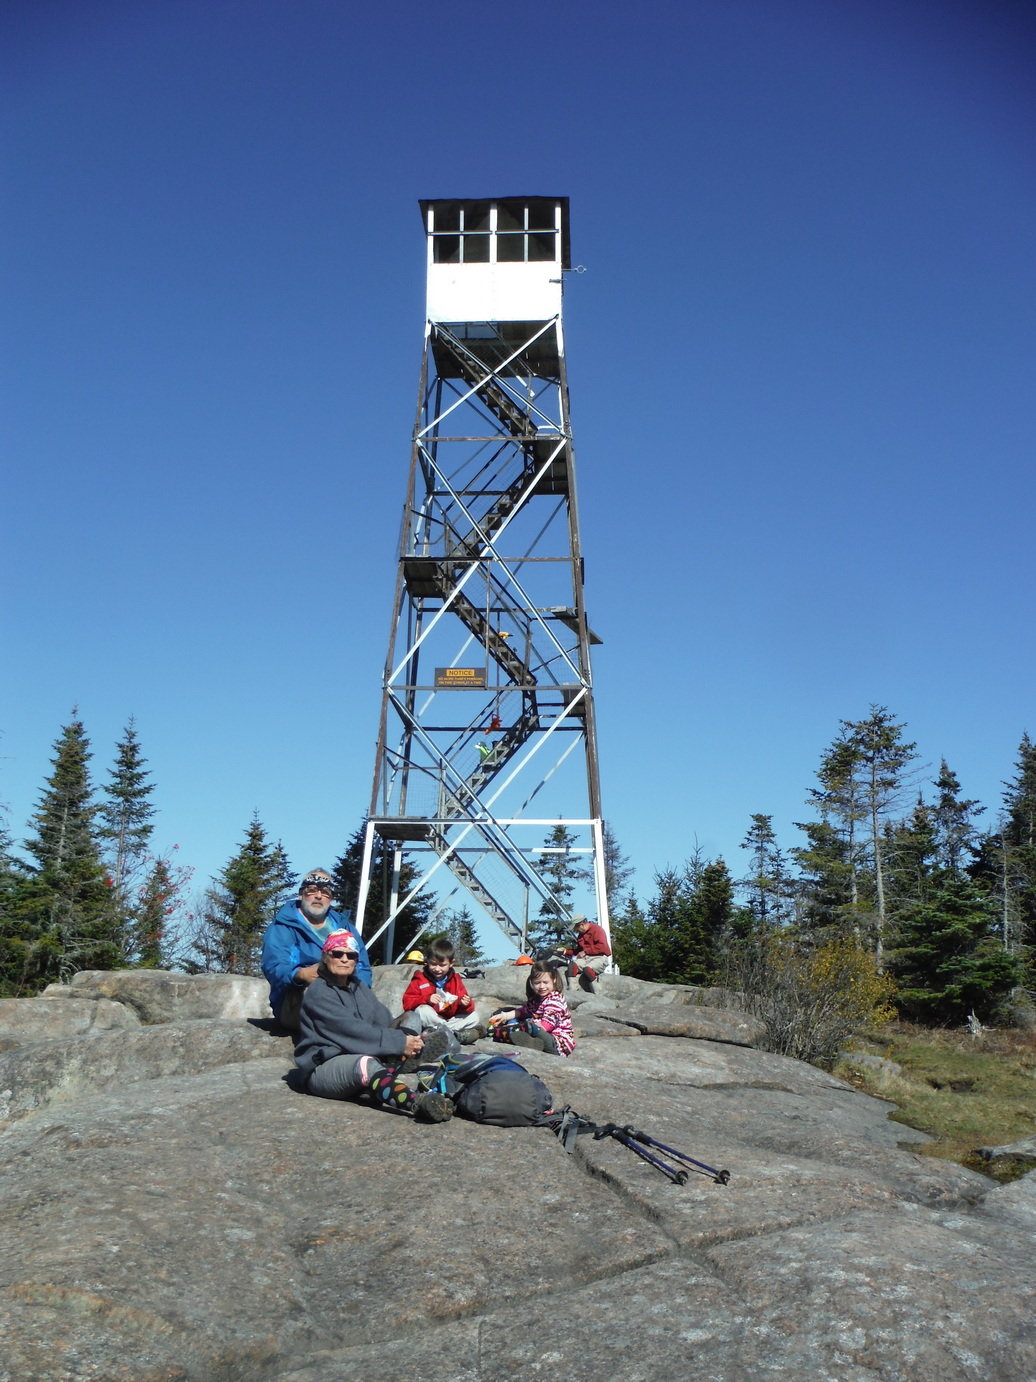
[{"xmin": 0, "ymin": 974, "xmax": 1033, "ymax": 1381}]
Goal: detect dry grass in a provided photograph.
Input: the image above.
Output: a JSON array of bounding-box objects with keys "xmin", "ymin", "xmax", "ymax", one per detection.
[{"xmin": 834, "ymin": 1022, "xmax": 1036, "ymax": 1183}]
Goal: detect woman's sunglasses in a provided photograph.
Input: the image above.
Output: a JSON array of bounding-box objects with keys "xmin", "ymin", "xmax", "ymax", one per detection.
[{"xmin": 327, "ymin": 948, "xmax": 359, "ymax": 960}]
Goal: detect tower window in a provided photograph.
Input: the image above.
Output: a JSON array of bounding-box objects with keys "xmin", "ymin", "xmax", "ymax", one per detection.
[
  {"xmin": 496, "ymin": 201, "xmax": 557, "ymax": 262},
  {"xmin": 431, "ymin": 201, "xmax": 558, "ymax": 265},
  {"xmin": 432, "ymin": 202, "xmax": 490, "ymax": 264}
]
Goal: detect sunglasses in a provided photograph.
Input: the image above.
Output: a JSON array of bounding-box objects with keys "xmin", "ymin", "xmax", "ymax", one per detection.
[
  {"xmin": 327, "ymin": 948, "xmax": 359, "ymax": 960},
  {"xmin": 301, "ymin": 879, "xmax": 334, "ymax": 894}
]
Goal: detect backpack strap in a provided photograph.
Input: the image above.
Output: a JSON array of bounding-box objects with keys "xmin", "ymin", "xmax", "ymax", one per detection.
[{"xmin": 541, "ymin": 1105, "xmax": 599, "ymax": 1149}]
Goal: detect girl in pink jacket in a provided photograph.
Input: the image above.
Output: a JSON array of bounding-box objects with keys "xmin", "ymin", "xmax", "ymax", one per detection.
[{"xmin": 490, "ymin": 961, "xmax": 575, "ymax": 1056}]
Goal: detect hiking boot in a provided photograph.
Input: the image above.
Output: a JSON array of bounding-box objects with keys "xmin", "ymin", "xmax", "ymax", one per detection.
[
  {"xmin": 414, "ymin": 1090, "xmax": 454, "ymax": 1123},
  {"xmin": 568, "ymin": 962, "xmax": 579, "ymax": 980},
  {"xmin": 457, "ymin": 1023, "xmax": 486, "ymax": 1045},
  {"xmin": 508, "ymin": 1029, "xmax": 546, "ymax": 1051},
  {"xmin": 397, "ymin": 1027, "xmax": 451, "ymax": 1073},
  {"xmin": 578, "ymin": 969, "xmax": 597, "ymax": 993}
]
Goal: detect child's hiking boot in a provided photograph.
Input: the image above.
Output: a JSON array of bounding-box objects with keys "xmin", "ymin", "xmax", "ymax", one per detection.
[
  {"xmin": 457, "ymin": 1023, "xmax": 486, "ymax": 1045},
  {"xmin": 508, "ymin": 1029, "xmax": 547, "ymax": 1051},
  {"xmin": 414, "ymin": 1089, "xmax": 454, "ymax": 1123}
]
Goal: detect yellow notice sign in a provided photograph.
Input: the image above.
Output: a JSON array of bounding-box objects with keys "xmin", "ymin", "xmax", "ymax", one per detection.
[{"xmin": 435, "ymin": 667, "xmax": 486, "ymax": 688}]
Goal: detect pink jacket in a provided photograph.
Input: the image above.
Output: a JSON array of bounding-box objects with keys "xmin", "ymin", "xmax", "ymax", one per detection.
[{"xmin": 516, "ymin": 990, "xmax": 575, "ymax": 1056}]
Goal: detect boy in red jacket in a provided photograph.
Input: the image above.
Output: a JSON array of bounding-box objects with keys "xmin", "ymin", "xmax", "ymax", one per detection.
[{"xmin": 400, "ymin": 938, "xmax": 485, "ymax": 1045}]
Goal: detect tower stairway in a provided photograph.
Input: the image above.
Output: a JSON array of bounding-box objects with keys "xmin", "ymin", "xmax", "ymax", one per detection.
[{"xmin": 432, "ymin": 325, "xmax": 536, "ymax": 439}]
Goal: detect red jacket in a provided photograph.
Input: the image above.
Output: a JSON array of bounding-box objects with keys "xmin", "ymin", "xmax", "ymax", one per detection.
[
  {"xmin": 401, "ymin": 968, "xmax": 475, "ymax": 1021},
  {"xmin": 575, "ymin": 922, "xmax": 611, "ymax": 958}
]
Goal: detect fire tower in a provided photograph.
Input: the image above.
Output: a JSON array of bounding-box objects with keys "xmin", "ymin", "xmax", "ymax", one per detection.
[{"xmin": 355, "ymin": 196, "xmax": 607, "ymax": 958}]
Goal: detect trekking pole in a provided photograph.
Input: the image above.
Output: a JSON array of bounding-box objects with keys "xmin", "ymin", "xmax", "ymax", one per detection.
[
  {"xmin": 622, "ymin": 1126, "xmax": 730, "ymax": 1185},
  {"xmin": 592, "ymin": 1123, "xmax": 689, "ymax": 1185}
]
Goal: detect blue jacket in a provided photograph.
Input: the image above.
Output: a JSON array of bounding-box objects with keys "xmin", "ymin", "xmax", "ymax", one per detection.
[{"xmin": 261, "ymin": 901, "xmax": 372, "ymax": 1019}]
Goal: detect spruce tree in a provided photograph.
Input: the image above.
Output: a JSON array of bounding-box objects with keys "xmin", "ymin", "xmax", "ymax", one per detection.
[
  {"xmin": 930, "ymin": 760, "xmax": 982, "ymax": 875},
  {"xmin": 131, "ymin": 849, "xmax": 194, "ymax": 968},
  {"xmin": 15, "ymin": 715, "xmax": 118, "ymax": 990},
  {"xmin": 790, "ymin": 818, "xmax": 858, "ymax": 938},
  {"xmin": 98, "ymin": 719, "xmax": 155, "ymax": 943},
  {"xmin": 998, "ymin": 733, "xmax": 1036, "ymax": 976},
  {"xmin": 601, "ymin": 821, "xmax": 634, "ymax": 916},
  {"xmin": 807, "ymin": 731, "xmax": 870, "ymax": 916},
  {"xmin": 846, "ymin": 706, "xmax": 919, "ymax": 962},
  {"xmin": 616, "ymin": 853, "xmax": 729, "ymax": 984},
  {"xmin": 331, "ymin": 825, "xmax": 367, "ymax": 924},
  {"xmin": 0, "ymin": 810, "xmax": 30, "ymax": 995},
  {"xmin": 884, "ymin": 797, "xmax": 937, "ymax": 919},
  {"xmin": 528, "ymin": 822, "xmax": 585, "ymax": 952},
  {"xmin": 890, "ymin": 874, "xmax": 1021, "ymax": 1024},
  {"xmin": 194, "ymin": 816, "xmax": 295, "ymax": 974},
  {"xmin": 134, "ymin": 856, "xmax": 175, "ymax": 968},
  {"xmin": 384, "ymin": 855, "xmax": 437, "ymax": 962},
  {"xmin": 682, "ymin": 857, "xmax": 735, "ymax": 984},
  {"xmin": 797, "ymin": 708, "xmax": 918, "ymax": 960},
  {"xmin": 443, "ymin": 905, "xmax": 490, "ymax": 967},
  {"xmin": 609, "ymin": 895, "xmax": 651, "ymax": 976},
  {"xmin": 739, "ymin": 814, "xmax": 793, "ymax": 929},
  {"xmin": 631, "ymin": 866, "xmax": 689, "ymax": 982}
]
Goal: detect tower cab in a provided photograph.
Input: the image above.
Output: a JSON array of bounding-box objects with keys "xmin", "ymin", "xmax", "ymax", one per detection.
[{"xmin": 421, "ymin": 196, "xmax": 570, "ymax": 325}]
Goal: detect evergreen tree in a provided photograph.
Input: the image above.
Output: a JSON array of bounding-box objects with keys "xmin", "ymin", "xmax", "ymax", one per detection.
[
  {"xmin": 609, "ymin": 895, "xmax": 651, "ymax": 976},
  {"xmin": 10, "ymin": 715, "xmax": 118, "ymax": 992},
  {"xmin": 384, "ymin": 855, "xmax": 437, "ymax": 962},
  {"xmin": 790, "ymin": 818, "xmax": 859, "ymax": 939},
  {"xmin": 331, "ymin": 825, "xmax": 367, "ymax": 925},
  {"xmin": 625, "ymin": 866, "xmax": 690, "ymax": 982},
  {"xmin": 797, "ymin": 708, "xmax": 918, "ymax": 959},
  {"xmin": 194, "ymin": 816, "xmax": 295, "ymax": 974},
  {"xmin": 98, "ymin": 719, "xmax": 155, "ymax": 946},
  {"xmin": 998, "ymin": 732, "xmax": 1036, "ymax": 975},
  {"xmin": 930, "ymin": 760, "xmax": 982, "ymax": 876},
  {"xmin": 683, "ymin": 858, "xmax": 735, "ymax": 984},
  {"xmin": 616, "ymin": 853, "xmax": 731, "ymax": 985},
  {"xmin": 600, "ymin": 821, "xmax": 634, "ymax": 917},
  {"xmin": 443, "ymin": 905, "xmax": 490, "ymax": 968},
  {"xmin": 972, "ymin": 816, "xmax": 1028, "ymax": 963},
  {"xmin": 528, "ymin": 822, "xmax": 586, "ymax": 953},
  {"xmin": 131, "ymin": 848, "xmax": 194, "ymax": 968},
  {"xmin": 884, "ymin": 797, "xmax": 937, "ymax": 918},
  {"xmin": 134, "ymin": 856, "xmax": 174, "ymax": 968},
  {"xmin": 793, "ymin": 728, "xmax": 875, "ymax": 940},
  {"xmin": 738, "ymin": 814, "xmax": 793, "ymax": 929},
  {"xmin": 0, "ymin": 809, "xmax": 30, "ymax": 994},
  {"xmin": 890, "ymin": 873, "xmax": 1021, "ymax": 1024},
  {"xmin": 845, "ymin": 706, "xmax": 919, "ymax": 962},
  {"xmin": 807, "ymin": 731, "xmax": 871, "ymax": 917}
]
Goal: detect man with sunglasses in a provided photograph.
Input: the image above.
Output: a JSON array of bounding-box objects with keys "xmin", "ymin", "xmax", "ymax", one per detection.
[{"xmin": 261, "ymin": 868, "xmax": 372, "ymax": 1031}]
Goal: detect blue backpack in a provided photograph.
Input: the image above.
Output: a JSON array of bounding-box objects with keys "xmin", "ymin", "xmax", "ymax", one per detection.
[{"xmin": 439, "ymin": 1054, "xmax": 555, "ymax": 1127}]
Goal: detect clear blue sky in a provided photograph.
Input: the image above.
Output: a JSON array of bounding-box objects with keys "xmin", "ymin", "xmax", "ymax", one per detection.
[{"xmin": 3, "ymin": 0, "xmax": 1034, "ymax": 960}]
